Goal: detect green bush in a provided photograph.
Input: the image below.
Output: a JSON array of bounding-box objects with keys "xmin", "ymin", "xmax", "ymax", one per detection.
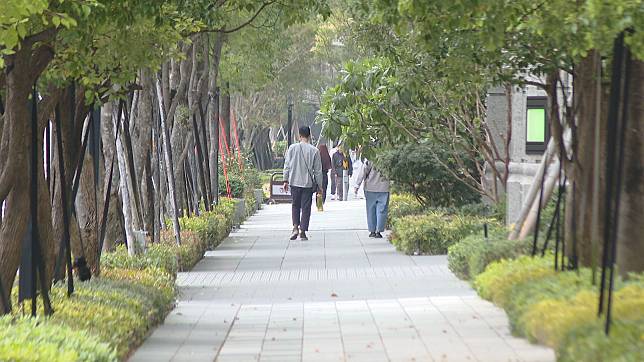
[
  {"xmin": 48, "ymin": 271, "xmax": 172, "ymax": 358},
  {"xmin": 506, "ymin": 269, "xmax": 593, "ymax": 335},
  {"xmin": 558, "ymin": 319, "xmax": 644, "ymax": 362},
  {"xmin": 447, "ymin": 230, "xmax": 531, "ymax": 280},
  {"xmin": 218, "ymin": 171, "xmax": 245, "ymax": 197},
  {"xmin": 474, "ymin": 255, "xmax": 555, "ymax": 306},
  {"xmin": 1, "ymin": 188, "xmax": 251, "ymax": 362},
  {"xmin": 390, "ymin": 211, "xmax": 491, "ymax": 255},
  {"xmin": 0, "ymin": 316, "xmax": 117, "ymax": 362},
  {"xmin": 376, "ymin": 142, "xmax": 481, "ymax": 207},
  {"xmin": 523, "ymin": 284, "xmax": 643, "ymax": 349},
  {"xmin": 387, "ymin": 193, "xmax": 425, "ymax": 224},
  {"xmin": 273, "ymin": 140, "xmax": 287, "ymax": 156},
  {"xmin": 244, "ymin": 191, "xmax": 258, "ymax": 217},
  {"xmin": 101, "ymin": 244, "xmax": 178, "ymax": 276},
  {"xmin": 218, "ymin": 159, "xmax": 262, "ymax": 198},
  {"xmin": 473, "ymin": 255, "xmax": 644, "ymax": 361}
]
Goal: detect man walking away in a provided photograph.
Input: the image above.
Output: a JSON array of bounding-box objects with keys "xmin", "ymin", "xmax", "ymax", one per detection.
[
  {"xmin": 283, "ymin": 126, "xmax": 323, "ymax": 241},
  {"xmin": 354, "ymin": 160, "xmax": 390, "ymax": 238}
]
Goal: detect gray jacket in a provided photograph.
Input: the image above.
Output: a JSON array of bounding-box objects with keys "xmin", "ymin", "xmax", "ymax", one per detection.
[
  {"xmin": 355, "ymin": 160, "xmax": 390, "ymax": 193},
  {"xmin": 283, "ymin": 142, "xmax": 323, "ymax": 189}
]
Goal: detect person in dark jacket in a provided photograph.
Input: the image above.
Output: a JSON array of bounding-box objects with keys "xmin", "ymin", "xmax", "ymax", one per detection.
[
  {"xmin": 318, "ymin": 144, "xmax": 332, "ymax": 203},
  {"xmin": 331, "ymin": 147, "xmax": 352, "ymax": 201}
]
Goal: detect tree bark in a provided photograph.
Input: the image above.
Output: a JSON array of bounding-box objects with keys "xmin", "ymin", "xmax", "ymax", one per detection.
[
  {"xmin": 616, "ymin": 57, "xmax": 644, "ymax": 276},
  {"xmin": 0, "ymin": 31, "xmax": 56, "ymax": 311},
  {"xmin": 114, "ymin": 105, "xmax": 139, "ymax": 255},
  {"xmin": 566, "ymin": 51, "xmax": 608, "ymax": 268},
  {"xmin": 99, "ymin": 102, "xmax": 125, "ymax": 252},
  {"xmin": 155, "ymin": 79, "xmax": 182, "ymax": 245},
  {"xmin": 222, "ymin": 82, "xmax": 231, "ymax": 151}
]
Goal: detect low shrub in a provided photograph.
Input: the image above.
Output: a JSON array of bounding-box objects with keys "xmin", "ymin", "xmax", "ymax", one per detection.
[
  {"xmin": 387, "ymin": 193, "xmax": 425, "ymax": 224},
  {"xmin": 1, "ymin": 189, "xmax": 252, "ymax": 362},
  {"xmin": 558, "ymin": 319, "xmax": 644, "ymax": 362},
  {"xmin": 390, "ymin": 211, "xmax": 492, "ymax": 255},
  {"xmin": 7, "ymin": 266, "xmax": 176, "ymax": 360},
  {"xmin": 447, "ymin": 230, "xmax": 531, "ymax": 280},
  {"xmin": 473, "ymin": 255, "xmax": 555, "ymax": 306},
  {"xmin": 474, "ymin": 255, "xmax": 644, "ymax": 361},
  {"xmin": 506, "ymin": 269, "xmax": 593, "ymax": 335},
  {"xmin": 0, "ymin": 316, "xmax": 117, "ymax": 362},
  {"xmin": 244, "ymin": 191, "xmax": 258, "ymax": 217},
  {"xmin": 101, "ymin": 244, "xmax": 178, "ymax": 276},
  {"xmin": 523, "ymin": 284, "xmax": 644, "ymax": 349}
]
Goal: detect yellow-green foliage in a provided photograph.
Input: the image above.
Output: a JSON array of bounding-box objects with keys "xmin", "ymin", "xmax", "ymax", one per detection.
[
  {"xmin": 390, "ymin": 211, "xmax": 492, "ymax": 255},
  {"xmin": 447, "ymin": 229, "xmax": 529, "ymax": 280},
  {"xmin": 558, "ymin": 319, "xmax": 644, "ymax": 362},
  {"xmin": 474, "ymin": 255, "xmax": 554, "ymax": 306},
  {"xmin": 1, "ymin": 192, "xmax": 249, "ymax": 361},
  {"xmin": 44, "ymin": 267, "xmax": 175, "ymax": 358},
  {"xmin": 387, "ymin": 193, "xmax": 424, "ymax": 223},
  {"xmin": 0, "ymin": 316, "xmax": 117, "ymax": 362},
  {"xmin": 474, "ymin": 255, "xmax": 644, "ymax": 361},
  {"xmin": 101, "ymin": 243, "xmax": 179, "ymax": 275},
  {"xmin": 523, "ymin": 285, "xmax": 644, "ymax": 349},
  {"xmin": 504, "ymin": 269, "xmax": 593, "ymax": 334}
]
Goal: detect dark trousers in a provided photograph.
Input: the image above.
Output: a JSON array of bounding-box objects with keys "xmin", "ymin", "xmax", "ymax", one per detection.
[
  {"xmin": 322, "ymin": 172, "xmax": 329, "ymax": 203},
  {"xmin": 334, "ymin": 174, "xmax": 344, "ymax": 200},
  {"xmin": 291, "ymin": 186, "xmax": 314, "ymax": 231},
  {"xmin": 330, "ymin": 171, "xmax": 336, "ymax": 195}
]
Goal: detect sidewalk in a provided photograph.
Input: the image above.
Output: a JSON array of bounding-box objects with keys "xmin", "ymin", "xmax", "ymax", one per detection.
[{"xmin": 130, "ymin": 200, "xmax": 554, "ymax": 362}]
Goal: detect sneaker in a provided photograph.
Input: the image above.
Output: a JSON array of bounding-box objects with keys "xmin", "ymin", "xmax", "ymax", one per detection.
[
  {"xmin": 299, "ymin": 231, "xmax": 308, "ymax": 241},
  {"xmin": 290, "ymin": 227, "xmax": 299, "ymax": 240},
  {"xmin": 374, "ymin": 232, "xmax": 383, "ymax": 238},
  {"xmin": 330, "ymin": 195, "xmax": 336, "ymax": 200},
  {"xmin": 368, "ymin": 232, "xmax": 377, "ymax": 238}
]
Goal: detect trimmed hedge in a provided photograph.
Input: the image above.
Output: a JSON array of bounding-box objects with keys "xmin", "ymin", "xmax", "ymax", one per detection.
[
  {"xmin": 447, "ymin": 230, "xmax": 531, "ymax": 280},
  {"xmin": 474, "ymin": 256, "xmax": 644, "ymax": 361},
  {"xmin": 1, "ymin": 195, "xmax": 254, "ymax": 361},
  {"xmin": 0, "ymin": 316, "xmax": 116, "ymax": 361},
  {"xmin": 47, "ymin": 267, "xmax": 176, "ymax": 358},
  {"xmin": 389, "ymin": 211, "xmax": 493, "ymax": 255}
]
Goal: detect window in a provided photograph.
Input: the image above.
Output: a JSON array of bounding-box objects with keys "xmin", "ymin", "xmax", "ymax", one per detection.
[{"xmin": 526, "ymin": 97, "xmax": 549, "ymax": 154}]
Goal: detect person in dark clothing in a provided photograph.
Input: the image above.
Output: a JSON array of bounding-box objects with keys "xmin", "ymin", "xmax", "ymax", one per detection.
[
  {"xmin": 331, "ymin": 147, "xmax": 352, "ymax": 201},
  {"xmin": 283, "ymin": 126, "xmax": 323, "ymax": 240},
  {"xmin": 318, "ymin": 144, "xmax": 332, "ymax": 203}
]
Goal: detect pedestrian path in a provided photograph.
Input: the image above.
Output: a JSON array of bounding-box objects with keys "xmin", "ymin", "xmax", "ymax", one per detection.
[{"xmin": 131, "ymin": 200, "xmax": 555, "ymax": 362}]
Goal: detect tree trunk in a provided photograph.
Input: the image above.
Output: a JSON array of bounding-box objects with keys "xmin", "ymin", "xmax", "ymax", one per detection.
[
  {"xmin": 114, "ymin": 106, "xmax": 140, "ymax": 255},
  {"xmin": 99, "ymin": 102, "xmax": 125, "ymax": 252},
  {"xmin": 208, "ymin": 32, "xmax": 225, "ymax": 205},
  {"xmin": 209, "ymin": 88, "xmax": 220, "ymax": 205},
  {"xmin": 566, "ymin": 51, "xmax": 608, "ymax": 268},
  {"xmin": 74, "ymin": 149, "xmax": 99, "ymax": 272},
  {"xmin": 616, "ymin": 57, "xmax": 644, "ymax": 276},
  {"xmin": 222, "ymin": 83, "xmax": 231, "ymax": 151},
  {"xmin": 155, "ymin": 79, "xmax": 182, "ymax": 245},
  {"xmin": 0, "ymin": 32, "xmax": 56, "ymax": 311}
]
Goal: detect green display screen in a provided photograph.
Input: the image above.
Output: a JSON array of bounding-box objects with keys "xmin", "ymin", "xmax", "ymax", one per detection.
[{"xmin": 527, "ymin": 108, "xmax": 545, "ymax": 142}]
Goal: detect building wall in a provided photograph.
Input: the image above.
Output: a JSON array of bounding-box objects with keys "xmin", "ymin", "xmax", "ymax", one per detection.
[{"xmin": 486, "ymin": 75, "xmax": 566, "ymax": 225}]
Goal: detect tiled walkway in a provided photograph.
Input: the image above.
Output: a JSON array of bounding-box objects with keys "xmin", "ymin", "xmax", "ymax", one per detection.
[{"xmin": 130, "ymin": 200, "xmax": 554, "ymax": 362}]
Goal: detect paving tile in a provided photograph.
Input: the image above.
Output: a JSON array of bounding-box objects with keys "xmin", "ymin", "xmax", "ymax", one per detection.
[{"xmin": 130, "ymin": 201, "xmax": 554, "ymax": 362}]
